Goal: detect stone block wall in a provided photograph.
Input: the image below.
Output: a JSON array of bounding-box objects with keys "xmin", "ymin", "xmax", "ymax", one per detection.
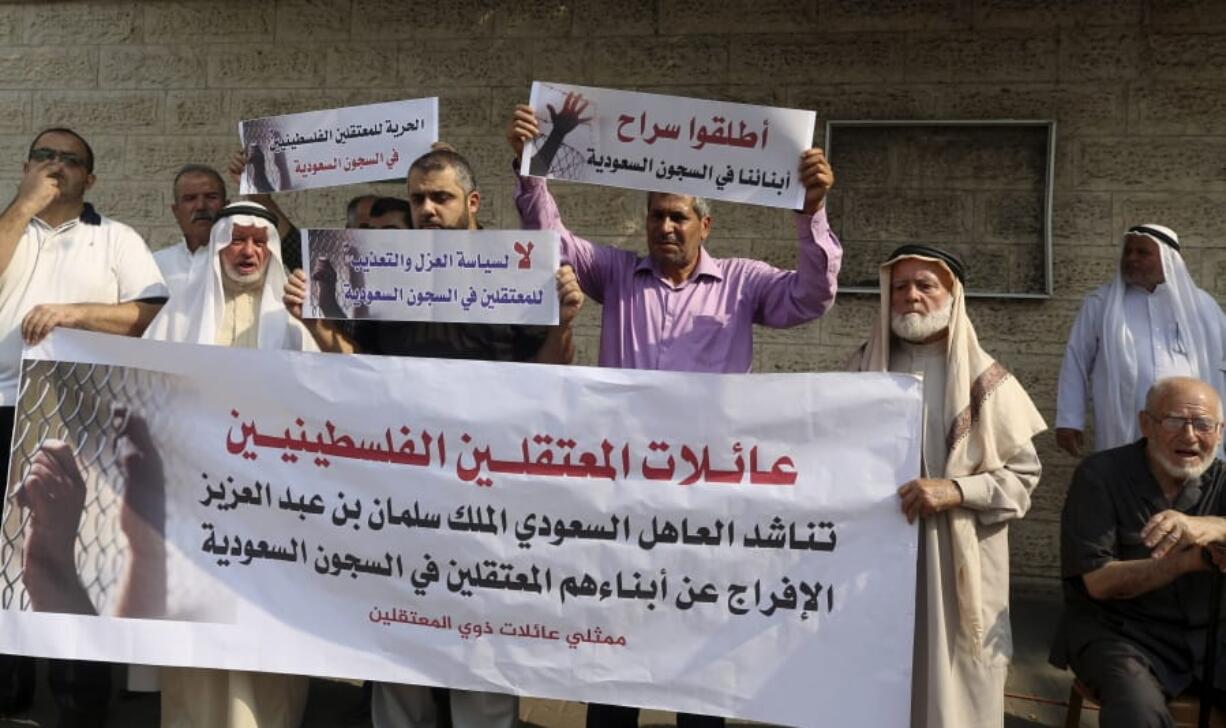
[
  {"xmin": 3, "ymin": 0, "xmax": 1226, "ymax": 593},
  {"xmin": 828, "ymin": 122, "xmax": 1050, "ymax": 294}
]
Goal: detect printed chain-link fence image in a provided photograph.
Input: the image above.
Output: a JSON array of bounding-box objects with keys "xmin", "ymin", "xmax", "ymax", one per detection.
[
  {"xmin": 0, "ymin": 360, "xmax": 171, "ymax": 612},
  {"xmin": 242, "ymin": 117, "xmax": 291, "ymax": 193},
  {"xmin": 306, "ymin": 229, "xmax": 361, "ymax": 319},
  {"xmin": 531, "ymin": 84, "xmax": 598, "ymax": 181}
]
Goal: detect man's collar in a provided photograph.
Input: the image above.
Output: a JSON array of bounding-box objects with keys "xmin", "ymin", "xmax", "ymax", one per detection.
[
  {"xmin": 179, "ymin": 236, "xmax": 208, "ymax": 255},
  {"xmin": 633, "ymin": 247, "xmax": 723, "ymax": 284},
  {"xmin": 79, "ymin": 203, "xmax": 101, "ymax": 226},
  {"xmin": 1173, "ymin": 475, "xmax": 1204, "ymax": 512},
  {"xmin": 1135, "ymin": 438, "xmax": 1222, "ymax": 511},
  {"xmin": 33, "ymin": 202, "xmax": 100, "ymax": 231},
  {"xmin": 1124, "ymin": 280, "xmax": 1165, "ymax": 295}
]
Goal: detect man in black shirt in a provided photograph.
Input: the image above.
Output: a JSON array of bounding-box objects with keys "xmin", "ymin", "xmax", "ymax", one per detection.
[
  {"xmin": 1051, "ymin": 376, "xmax": 1226, "ymax": 728},
  {"xmin": 283, "ymin": 149, "xmax": 581, "ymax": 728}
]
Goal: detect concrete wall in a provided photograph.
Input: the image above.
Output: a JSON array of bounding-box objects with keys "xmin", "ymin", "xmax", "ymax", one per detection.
[
  {"xmin": 4, "ymin": 0, "xmax": 1226, "ymax": 593},
  {"xmin": 830, "ymin": 123, "xmax": 1051, "ymax": 295}
]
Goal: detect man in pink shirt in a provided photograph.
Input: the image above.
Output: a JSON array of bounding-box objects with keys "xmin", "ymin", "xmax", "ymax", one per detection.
[
  {"xmin": 507, "ymin": 102, "xmax": 839, "ymax": 375},
  {"xmin": 506, "ymin": 102, "xmax": 839, "ymax": 728}
]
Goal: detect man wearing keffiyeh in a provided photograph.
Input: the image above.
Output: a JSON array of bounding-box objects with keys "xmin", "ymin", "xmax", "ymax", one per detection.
[
  {"xmin": 850, "ymin": 244, "xmax": 1046, "ymax": 728},
  {"xmin": 1057, "ymin": 224, "xmax": 1226, "ymax": 456},
  {"xmin": 144, "ymin": 201, "xmax": 314, "ymax": 352},
  {"xmin": 144, "ymin": 201, "xmax": 314, "ymax": 728}
]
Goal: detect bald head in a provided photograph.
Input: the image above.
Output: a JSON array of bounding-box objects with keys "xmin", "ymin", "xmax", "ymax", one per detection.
[
  {"xmin": 1144, "ymin": 377, "xmax": 1223, "ymax": 421},
  {"xmin": 1141, "ymin": 377, "xmax": 1223, "ymax": 485}
]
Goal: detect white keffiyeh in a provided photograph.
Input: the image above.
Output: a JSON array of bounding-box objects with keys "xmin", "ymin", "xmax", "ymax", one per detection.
[
  {"xmin": 1098, "ymin": 224, "xmax": 1224, "ymax": 448},
  {"xmin": 144, "ymin": 202, "xmax": 311, "ymax": 351}
]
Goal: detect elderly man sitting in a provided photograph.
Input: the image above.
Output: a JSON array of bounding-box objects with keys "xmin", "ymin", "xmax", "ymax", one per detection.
[{"xmin": 1051, "ymin": 376, "xmax": 1226, "ymax": 728}]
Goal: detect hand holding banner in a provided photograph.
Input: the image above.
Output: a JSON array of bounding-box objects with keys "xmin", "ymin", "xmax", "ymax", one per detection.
[
  {"xmin": 299, "ymin": 229, "xmax": 561, "ymax": 325},
  {"xmin": 0, "ymin": 331, "xmax": 919, "ymax": 725}
]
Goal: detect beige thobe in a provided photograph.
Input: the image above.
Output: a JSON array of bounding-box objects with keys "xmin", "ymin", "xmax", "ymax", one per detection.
[
  {"xmin": 214, "ymin": 276, "xmax": 263, "ymax": 349},
  {"xmin": 160, "ymin": 277, "xmax": 310, "ymax": 728},
  {"xmin": 160, "ymin": 669, "xmax": 309, "ymax": 728},
  {"xmin": 891, "ymin": 340, "xmax": 1041, "ymax": 728}
]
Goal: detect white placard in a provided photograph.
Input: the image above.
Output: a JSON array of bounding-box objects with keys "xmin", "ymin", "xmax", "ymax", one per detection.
[
  {"xmin": 301, "ymin": 229, "xmax": 560, "ymax": 325},
  {"xmin": 0, "ymin": 330, "xmax": 919, "ymax": 726},
  {"xmin": 520, "ymin": 82, "xmax": 816, "ymax": 210},
  {"xmin": 239, "ymin": 97, "xmax": 438, "ymax": 194}
]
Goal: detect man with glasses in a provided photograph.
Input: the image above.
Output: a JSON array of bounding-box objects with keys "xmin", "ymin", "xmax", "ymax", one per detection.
[
  {"xmin": 1051, "ymin": 376, "xmax": 1226, "ymax": 728},
  {"xmin": 0, "ymin": 127, "xmax": 167, "ymax": 724},
  {"xmin": 144, "ymin": 202, "xmax": 313, "ymax": 728}
]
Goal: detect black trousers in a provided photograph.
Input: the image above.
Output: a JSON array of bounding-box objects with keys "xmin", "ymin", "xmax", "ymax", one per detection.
[
  {"xmin": 0, "ymin": 405, "xmax": 112, "ymax": 726},
  {"xmin": 1070, "ymin": 638, "xmax": 1226, "ymax": 728},
  {"xmin": 586, "ymin": 703, "xmax": 725, "ymax": 728}
]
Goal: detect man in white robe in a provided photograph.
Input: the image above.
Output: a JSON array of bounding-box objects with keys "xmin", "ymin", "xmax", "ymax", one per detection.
[
  {"xmin": 1056, "ymin": 224, "xmax": 1226, "ymax": 456},
  {"xmin": 144, "ymin": 201, "xmax": 313, "ymax": 728},
  {"xmin": 851, "ymin": 244, "xmax": 1046, "ymax": 728},
  {"xmin": 153, "ymin": 165, "xmax": 228, "ymax": 301}
]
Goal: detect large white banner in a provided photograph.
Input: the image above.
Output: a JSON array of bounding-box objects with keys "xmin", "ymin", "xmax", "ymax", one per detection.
[
  {"xmin": 520, "ymin": 82, "xmax": 817, "ymax": 210},
  {"xmin": 239, "ymin": 97, "xmax": 438, "ymax": 194},
  {"xmin": 300, "ymin": 229, "xmax": 560, "ymax": 324},
  {"xmin": 0, "ymin": 331, "xmax": 919, "ymax": 726}
]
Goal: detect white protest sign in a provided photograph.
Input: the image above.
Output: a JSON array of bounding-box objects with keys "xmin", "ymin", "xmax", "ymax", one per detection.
[
  {"xmin": 301, "ymin": 229, "xmax": 560, "ymax": 325},
  {"xmin": 520, "ymin": 82, "xmax": 816, "ymax": 210},
  {"xmin": 0, "ymin": 330, "xmax": 919, "ymax": 726},
  {"xmin": 239, "ymin": 97, "xmax": 438, "ymax": 194}
]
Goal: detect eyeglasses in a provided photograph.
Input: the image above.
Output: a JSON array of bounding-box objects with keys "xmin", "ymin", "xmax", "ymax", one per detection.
[
  {"xmin": 28, "ymin": 148, "xmax": 86, "ymax": 169},
  {"xmin": 1146, "ymin": 412, "xmax": 1223, "ymax": 434}
]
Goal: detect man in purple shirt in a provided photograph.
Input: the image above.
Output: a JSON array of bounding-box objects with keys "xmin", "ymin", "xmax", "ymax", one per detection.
[
  {"xmin": 507, "ymin": 103, "xmax": 840, "ymax": 375},
  {"xmin": 507, "ymin": 104, "xmax": 838, "ymax": 728}
]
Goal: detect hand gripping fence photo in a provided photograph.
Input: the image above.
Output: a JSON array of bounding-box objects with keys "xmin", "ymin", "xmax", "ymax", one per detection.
[{"xmin": 1, "ymin": 360, "xmax": 172, "ymax": 615}]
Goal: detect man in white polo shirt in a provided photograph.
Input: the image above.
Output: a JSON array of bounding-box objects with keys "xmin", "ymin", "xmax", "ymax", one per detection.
[
  {"xmin": 154, "ymin": 163, "xmax": 228, "ymax": 299},
  {"xmin": 0, "ymin": 127, "xmax": 166, "ymax": 725}
]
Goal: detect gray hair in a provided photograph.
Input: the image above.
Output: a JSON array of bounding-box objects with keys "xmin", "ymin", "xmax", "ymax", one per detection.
[
  {"xmin": 647, "ymin": 191, "xmax": 711, "ymax": 220},
  {"xmin": 171, "ymin": 164, "xmax": 226, "ymax": 201},
  {"xmin": 1145, "ymin": 376, "xmax": 1224, "ymax": 419}
]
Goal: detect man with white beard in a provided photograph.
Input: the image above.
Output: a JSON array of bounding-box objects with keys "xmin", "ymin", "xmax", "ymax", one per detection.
[
  {"xmin": 1051, "ymin": 377, "xmax": 1226, "ymax": 728},
  {"xmin": 145, "ymin": 201, "xmax": 314, "ymax": 351},
  {"xmin": 850, "ymin": 244, "xmax": 1046, "ymax": 728},
  {"xmin": 144, "ymin": 201, "xmax": 313, "ymax": 727}
]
